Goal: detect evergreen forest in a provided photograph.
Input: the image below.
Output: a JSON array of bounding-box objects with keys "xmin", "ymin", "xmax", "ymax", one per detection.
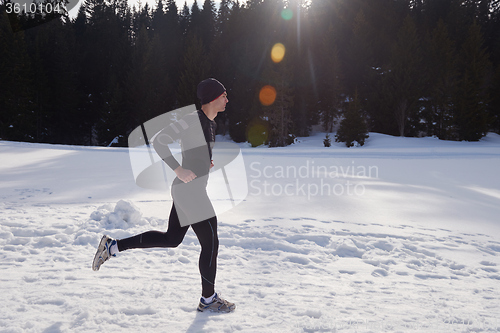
[{"xmin": 1, "ymin": 0, "xmax": 500, "ymax": 147}]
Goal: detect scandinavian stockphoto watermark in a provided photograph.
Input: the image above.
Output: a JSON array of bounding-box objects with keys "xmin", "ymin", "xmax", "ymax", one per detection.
[{"xmin": 249, "ymin": 160, "xmax": 379, "ymax": 200}]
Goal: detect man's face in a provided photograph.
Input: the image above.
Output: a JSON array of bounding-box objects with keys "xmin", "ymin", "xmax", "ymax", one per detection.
[{"xmin": 212, "ymin": 92, "xmax": 228, "ymax": 112}]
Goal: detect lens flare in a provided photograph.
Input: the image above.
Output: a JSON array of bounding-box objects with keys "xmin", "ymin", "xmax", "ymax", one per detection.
[
  {"xmin": 246, "ymin": 119, "xmax": 269, "ymax": 147},
  {"xmin": 271, "ymin": 43, "xmax": 286, "ymax": 63},
  {"xmin": 281, "ymin": 8, "xmax": 293, "ymax": 20},
  {"xmin": 259, "ymin": 85, "xmax": 277, "ymax": 106}
]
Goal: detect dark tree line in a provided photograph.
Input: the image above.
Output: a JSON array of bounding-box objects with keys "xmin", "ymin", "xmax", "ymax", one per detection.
[{"xmin": 1, "ymin": 0, "xmax": 500, "ymax": 146}]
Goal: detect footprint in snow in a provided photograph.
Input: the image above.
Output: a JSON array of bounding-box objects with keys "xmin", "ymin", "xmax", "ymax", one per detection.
[
  {"xmin": 178, "ymin": 257, "xmax": 190, "ymax": 264},
  {"xmin": 414, "ymin": 274, "xmax": 449, "ymax": 280},
  {"xmin": 480, "ymin": 261, "xmax": 497, "ymax": 267},
  {"xmin": 481, "ymin": 267, "xmax": 498, "ymax": 273},
  {"xmin": 487, "ymin": 244, "xmax": 500, "ymax": 253},
  {"xmin": 339, "ymin": 270, "xmax": 356, "ymax": 275},
  {"xmin": 448, "ymin": 263, "xmax": 466, "ymax": 270},
  {"xmin": 286, "ymin": 255, "xmax": 309, "ymax": 265},
  {"xmin": 372, "ymin": 269, "xmax": 389, "ymax": 277}
]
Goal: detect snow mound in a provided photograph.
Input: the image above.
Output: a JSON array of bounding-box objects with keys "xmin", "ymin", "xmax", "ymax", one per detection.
[
  {"xmin": 332, "ymin": 239, "xmax": 365, "ymax": 258},
  {"xmin": 90, "ymin": 200, "xmax": 146, "ymax": 229}
]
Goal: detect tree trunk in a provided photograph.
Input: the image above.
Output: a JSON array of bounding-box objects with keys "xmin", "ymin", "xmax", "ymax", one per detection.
[{"xmin": 396, "ymin": 99, "xmax": 408, "ymax": 137}]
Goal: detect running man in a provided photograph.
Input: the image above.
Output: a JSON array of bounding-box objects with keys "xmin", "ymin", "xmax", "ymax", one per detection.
[{"xmin": 92, "ymin": 78, "xmax": 235, "ymax": 313}]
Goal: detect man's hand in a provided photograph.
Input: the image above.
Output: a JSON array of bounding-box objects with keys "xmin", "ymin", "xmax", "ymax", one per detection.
[
  {"xmin": 210, "ymin": 160, "xmax": 214, "ymax": 169},
  {"xmin": 174, "ymin": 166, "xmax": 197, "ymax": 183}
]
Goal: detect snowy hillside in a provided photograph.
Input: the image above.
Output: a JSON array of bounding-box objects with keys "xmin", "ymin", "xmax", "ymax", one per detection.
[{"xmin": 1, "ymin": 132, "xmax": 500, "ymax": 332}]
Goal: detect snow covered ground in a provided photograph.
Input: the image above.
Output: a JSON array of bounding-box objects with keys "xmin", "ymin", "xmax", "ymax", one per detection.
[{"xmin": 1, "ymin": 132, "xmax": 500, "ymax": 332}]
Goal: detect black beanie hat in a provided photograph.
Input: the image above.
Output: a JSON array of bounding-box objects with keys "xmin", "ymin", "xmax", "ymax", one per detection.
[{"xmin": 197, "ymin": 78, "xmax": 226, "ymax": 105}]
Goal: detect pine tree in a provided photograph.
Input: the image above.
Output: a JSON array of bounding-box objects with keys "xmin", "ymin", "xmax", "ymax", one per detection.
[
  {"xmin": 385, "ymin": 15, "xmax": 424, "ymax": 137},
  {"xmin": 0, "ymin": 9, "xmax": 35, "ymax": 142},
  {"xmin": 344, "ymin": 9, "xmax": 373, "ymax": 97},
  {"xmin": 177, "ymin": 35, "xmax": 210, "ymax": 108},
  {"xmin": 425, "ymin": 20, "xmax": 458, "ymax": 139},
  {"xmin": 262, "ymin": 60, "xmax": 295, "ymax": 147},
  {"xmin": 27, "ymin": 19, "xmax": 80, "ymax": 144},
  {"xmin": 73, "ymin": 3, "xmax": 87, "ymax": 38},
  {"xmin": 308, "ymin": 0, "xmax": 336, "ymax": 130},
  {"xmin": 123, "ymin": 24, "xmax": 151, "ymax": 133},
  {"xmin": 209, "ymin": 0, "xmax": 234, "ymax": 135},
  {"xmin": 152, "ymin": 0, "xmax": 166, "ymax": 33},
  {"xmin": 161, "ymin": 0, "xmax": 182, "ymax": 108},
  {"xmin": 147, "ymin": 33, "xmax": 174, "ymax": 116},
  {"xmin": 323, "ymin": 133, "xmax": 331, "ymax": 147},
  {"xmin": 179, "ymin": 2, "xmax": 190, "ymax": 35},
  {"xmin": 224, "ymin": 20, "xmax": 256, "ymax": 143},
  {"xmin": 187, "ymin": 0, "xmax": 202, "ymax": 38},
  {"xmin": 319, "ymin": 24, "xmax": 343, "ymax": 133},
  {"xmin": 216, "ymin": 0, "xmax": 231, "ymax": 35},
  {"xmin": 335, "ymin": 90, "xmax": 369, "ymax": 147},
  {"xmin": 454, "ymin": 21, "xmax": 492, "ymax": 141},
  {"xmin": 444, "ymin": 0, "xmax": 474, "ymax": 47},
  {"xmin": 491, "ymin": 64, "xmax": 500, "ymax": 134},
  {"xmin": 199, "ymin": 0, "xmax": 216, "ymax": 50},
  {"xmin": 293, "ymin": 1, "xmax": 317, "ymax": 137},
  {"xmin": 75, "ymin": 0, "xmax": 130, "ymax": 145}
]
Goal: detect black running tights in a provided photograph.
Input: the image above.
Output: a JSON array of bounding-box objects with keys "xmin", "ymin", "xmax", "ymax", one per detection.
[{"xmin": 116, "ymin": 204, "xmax": 219, "ymax": 298}]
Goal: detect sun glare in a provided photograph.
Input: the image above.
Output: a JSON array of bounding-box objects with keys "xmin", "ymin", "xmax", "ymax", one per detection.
[
  {"xmin": 271, "ymin": 43, "xmax": 286, "ymax": 63},
  {"xmin": 259, "ymin": 85, "xmax": 277, "ymax": 106},
  {"xmin": 281, "ymin": 8, "xmax": 293, "ymax": 20}
]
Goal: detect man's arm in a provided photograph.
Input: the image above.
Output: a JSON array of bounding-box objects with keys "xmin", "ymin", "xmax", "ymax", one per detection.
[
  {"xmin": 153, "ymin": 118, "xmax": 198, "ymax": 183},
  {"xmin": 153, "ymin": 125, "xmax": 181, "ymax": 171}
]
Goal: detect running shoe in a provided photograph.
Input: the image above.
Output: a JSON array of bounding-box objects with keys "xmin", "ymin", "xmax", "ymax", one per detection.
[
  {"xmin": 92, "ymin": 235, "xmax": 116, "ymax": 271},
  {"xmin": 197, "ymin": 293, "xmax": 236, "ymax": 313}
]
